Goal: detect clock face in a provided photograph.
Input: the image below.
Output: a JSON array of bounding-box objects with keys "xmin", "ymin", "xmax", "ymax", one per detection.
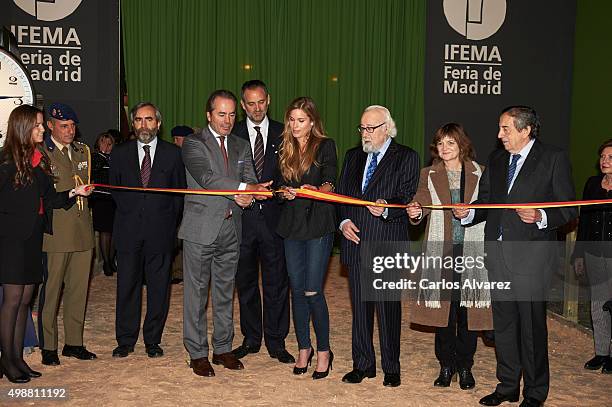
[{"xmin": 0, "ymin": 49, "xmax": 36, "ymax": 148}]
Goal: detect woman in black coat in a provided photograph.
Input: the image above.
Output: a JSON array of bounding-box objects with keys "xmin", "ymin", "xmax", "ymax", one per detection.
[{"xmin": 0, "ymin": 105, "xmax": 92, "ymax": 383}]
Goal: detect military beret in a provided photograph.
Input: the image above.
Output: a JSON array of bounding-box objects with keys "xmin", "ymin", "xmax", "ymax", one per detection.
[
  {"xmin": 48, "ymin": 102, "xmax": 79, "ymax": 124},
  {"xmin": 171, "ymin": 125, "xmax": 193, "ymax": 137}
]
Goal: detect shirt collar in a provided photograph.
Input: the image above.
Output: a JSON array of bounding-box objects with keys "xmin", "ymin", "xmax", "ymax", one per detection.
[
  {"xmin": 208, "ymin": 125, "xmax": 226, "ymax": 140},
  {"xmin": 514, "ymin": 138, "xmax": 535, "ymax": 160},
  {"xmin": 373, "ymin": 136, "xmax": 392, "ymax": 158},
  {"xmin": 246, "ymin": 116, "xmax": 269, "ymax": 136},
  {"xmin": 51, "ymin": 136, "xmax": 70, "ymax": 151},
  {"xmin": 137, "ymin": 136, "xmax": 158, "ymax": 150}
]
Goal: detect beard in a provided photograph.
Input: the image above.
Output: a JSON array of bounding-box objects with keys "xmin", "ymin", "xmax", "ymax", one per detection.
[
  {"xmin": 361, "ymin": 139, "xmax": 379, "ymax": 153},
  {"xmin": 136, "ymin": 128, "xmax": 157, "ymax": 144}
]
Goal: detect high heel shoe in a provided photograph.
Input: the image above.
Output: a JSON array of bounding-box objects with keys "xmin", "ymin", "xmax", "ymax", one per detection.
[
  {"xmin": 293, "ymin": 347, "xmax": 314, "ymax": 375},
  {"xmin": 0, "ymin": 365, "xmax": 31, "ymax": 383},
  {"xmin": 312, "ymin": 350, "xmax": 334, "ymax": 380}
]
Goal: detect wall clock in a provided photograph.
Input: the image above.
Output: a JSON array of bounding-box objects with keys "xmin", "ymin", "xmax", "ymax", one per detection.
[{"xmin": 0, "ymin": 47, "xmax": 35, "ymax": 148}]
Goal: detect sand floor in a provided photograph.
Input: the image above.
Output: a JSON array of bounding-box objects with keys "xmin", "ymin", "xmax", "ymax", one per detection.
[{"xmin": 1, "ymin": 256, "xmax": 609, "ymax": 406}]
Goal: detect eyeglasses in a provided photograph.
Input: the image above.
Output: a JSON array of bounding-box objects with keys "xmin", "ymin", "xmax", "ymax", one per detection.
[{"xmin": 357, "ymin": 122, "xmax": 385, "ymax": 134}]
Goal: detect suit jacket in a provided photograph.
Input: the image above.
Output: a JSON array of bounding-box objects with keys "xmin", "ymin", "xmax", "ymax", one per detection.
[
  {"xmin": 0, "ymin": 161, "xmax": 74, "ymax": 240},
  {"xmin": 109, "ymin": 139, "xmax": 186, "ymax": 254},
  {"xmin": 337, "ymin": 139, "xmax": 420, "ymax": 266},
  {"xmin": 233, "ymin": 118, "xmax": 283, "ymax": 232},
  {"xmin": 178, "ymin": 127, "xmax": 258, "ymax": 246},
  {"xmin": 469, "ymin": 140, "xmax": 577, "ymax": 276}
]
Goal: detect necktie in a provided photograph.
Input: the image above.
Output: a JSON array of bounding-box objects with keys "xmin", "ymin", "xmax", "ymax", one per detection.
[
  {"xmin": 61, "ymin": 146, "xmax": 71, "ymax": 163},
  {"xmin": 507, "ymin": 153, "xmax": 521, "ymax": 191},
  {"xmin": 218, "ymin": 136, "xmax": 229, "ymax": 174},
  {"xmin": 362, "ymin": 152, "xmax": 379, "ymax": 193},
  {"xmin": 253, "ymin": 126, "xmax": 264, "ymax": 180},
  {"xmin": 141, "ymin": 145, "xmax": 151, "ymax": 187}
]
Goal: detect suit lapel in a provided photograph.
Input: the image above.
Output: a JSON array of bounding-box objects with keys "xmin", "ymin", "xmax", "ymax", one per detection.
[
  {"xmin": 508, "ymin": 140, "xmax": 541, "ymax": 200},
  {"xmin": 355, "ymin": 149, "xmax": 368, "ymax": 196},
  {"xmin": 227, "ymin": 134, "xmax": 239, "ymax": 178},
  {"xmin": 429, "ymin": 161, "xmax": 452, "ymax": 205},
  {"xmin": 149, "ymin": 140, "xmax": 165, "ymax": 186},
  {"xmin": 203, "ymin": 128, "xmax": 227, "ymax": 175},
  {"xmin": 128, "ymin": 141, "xmax": 142, "ymax": 186},
  {"xmin": 464, "ymin": 160, "xmax": 479, "ymax": 203}
]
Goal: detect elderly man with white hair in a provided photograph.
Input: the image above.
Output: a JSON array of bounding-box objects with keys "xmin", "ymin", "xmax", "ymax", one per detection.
[{"xmin": 336, "ymin": 105, "xmax": 420, "ymax": 387}]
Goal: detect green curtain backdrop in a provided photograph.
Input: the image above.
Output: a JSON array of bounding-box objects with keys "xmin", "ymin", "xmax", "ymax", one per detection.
[
  {"xmin": 569, "ymin": 0, "xmax": 612, "ymax": 196},
  {"xmin": 121, "ymin": 0, "xmax": 425, "ymax": 163}
]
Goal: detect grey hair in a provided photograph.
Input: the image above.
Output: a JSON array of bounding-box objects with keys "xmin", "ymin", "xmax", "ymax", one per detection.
[
  {"xmin": 130, "ymin": 102, "xmax": 162, "ymax": 123},
  {"xmin": 501, "ymin": 105, "xmax": 540, "ymax": 139},
  {"xmin": 364, "ymin": 105, "xmax": 397, "ymax": 138}
]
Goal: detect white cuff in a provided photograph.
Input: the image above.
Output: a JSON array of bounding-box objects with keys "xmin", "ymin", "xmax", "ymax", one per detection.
[
  {"xmin": 536, "ymin": 209, "xmax": 548, "ymax": 229},
  {"xmin": 460, "ymin": 209, "xmax": 476, "ymax": 225}
]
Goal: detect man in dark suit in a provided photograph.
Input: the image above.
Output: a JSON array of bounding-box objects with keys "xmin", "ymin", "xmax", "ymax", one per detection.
[
  {"xmin": 454, "ymin": 106, "xmax": 577, "ymax": 407},
  {"xmin": 337, "ymin": 105, "xmax": 420, "ymax": 388},
  {"xmin": 179, "ymin": 90, "xmax": 270, "ymax": 377},
  {"xmin": 231, "ymin": 80, "xmax": 293, "ymax": 364},
  {"xmin": 109, "ymin": 102, "xmax": 186, "ymax": 359}
]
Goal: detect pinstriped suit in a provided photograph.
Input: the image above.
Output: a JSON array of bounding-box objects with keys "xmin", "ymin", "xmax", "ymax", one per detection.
[{"xmin": 337, "ymin": 139, "xmax": 419, "ymax": 374}]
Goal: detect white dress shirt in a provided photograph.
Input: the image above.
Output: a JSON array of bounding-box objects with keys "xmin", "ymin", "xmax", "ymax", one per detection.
[
  {"xmin": 137, "ymin": 136, "xmax": 158, "ymax": 167},
  {"xmin": 208, "ymin": 125, "xmax": 246, "ymax": 191},
  {"xmin": 247, "ymin": 116, "xmax": 269, "ymax": 155}
]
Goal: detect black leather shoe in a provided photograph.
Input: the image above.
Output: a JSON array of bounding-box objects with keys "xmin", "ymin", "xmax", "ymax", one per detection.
[
  {"xmin": 602, "ymin": 356, "xmax": 612, "ymax": 374},
  {"xmin": 269, "ymin": 348, "xmax": 295, "ymax": 364},
  {"xmin": 231, "ymin": 343, "xmax": 260, "ymax": 359},
  {"xmin": 342, "ymin": 368, "xmax": 376, "ymax": 383},
  {"xmin": 519, "ymin": 397, "xmax": 543, "ymax": 407},
  {"xmin": 112, "ymin": 345, "xmax": 135, "ymax": 358},
  {"xmin": 102, "ymin": 262, "xmax": 114, "ymax": 276},
  {"xmin": 145, "ymin": 344, "xmax": 164, "ymax": 358},
  {"xmin": 62, "ymin": 345, "xmax": 97, "ymax": 360},
  {"xmin": 479, "ymin": 391, "xmax": 520, "ymax": 406},
  {"xmin": 0, "ymin": 365, "xmax": 30, "ymax": 383},
  {"xmin": 41, "ymin": 349, "xmax": 60, "ymax": 366},
  {"xmin": 584, "ymin": 355, "xmax": 608, "ymax": 370},
  {"xmin": 433, "ymin": 366, "xmax": 456, "ymax": 387},
  {"xmin": 458, "ymin": 367, "xmax": 476, "ymax": 390},
  {"xmin": 383, "ymin": 373, "xmax": 401, "ymax": 387}
]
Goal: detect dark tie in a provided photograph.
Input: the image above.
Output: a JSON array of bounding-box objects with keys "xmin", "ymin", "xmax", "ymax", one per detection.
[
  {"xmin": 61, "ymin": 146, "xmax": 71, "ymax": 164},
  {"xmin": 253, "ymin": 126, "xmax": 264, "ymax": 180},
  {"xmin": 140, "ymin": 145, "xmax": 151, "ymax": 187},
  {"xmin": 218, "ymin": 136, "xmax": 229, "ymax": 174},
  {"xmin": 362, "ymin": 152, "xmax": 379, "ymax": 193},
  {"xmin": 507, "ymin": 153, "xmax": 521, "ymax": 191}
]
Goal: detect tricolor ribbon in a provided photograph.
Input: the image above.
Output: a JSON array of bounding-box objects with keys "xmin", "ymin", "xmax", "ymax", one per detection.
[{"xmin": 90, "ymin": 184, "xmax": 612, "ymax": 209}]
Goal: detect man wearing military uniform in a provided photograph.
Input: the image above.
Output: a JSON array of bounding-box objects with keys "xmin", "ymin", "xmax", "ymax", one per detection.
[{"xmin": 37, "ymin": 103, "xmax": 97, "ymax": 365}]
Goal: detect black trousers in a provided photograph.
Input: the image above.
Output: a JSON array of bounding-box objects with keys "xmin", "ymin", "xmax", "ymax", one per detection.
[
  {"xmin": 348, "ymin": 264, "xmax": 401, "ymax": 374},
  {"xmin": 115, "ymin": 249, "xmax": 172, "ymax": 346},
  {"xmin": 235, "ymin": 209, "xmax": 289, "ymax": 351},
  {"xmin": 435, "ymin": 300, "xmax": 477, "ymax": 369}
]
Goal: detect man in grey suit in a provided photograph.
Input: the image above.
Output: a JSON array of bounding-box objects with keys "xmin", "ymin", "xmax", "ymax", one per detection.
[{"xmin": 179, "ymin": 89, "xmax": 270, "ymax": 377}]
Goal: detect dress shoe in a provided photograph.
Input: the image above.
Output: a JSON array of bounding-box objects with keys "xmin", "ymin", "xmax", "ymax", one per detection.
[
  {"xmin": 479, "ymin": 391, "xmax": 520, "ymax": 406},
  {"xmin": 458, "ymin": 367, "xmax": 476, "ymax": 390},
  {"xmin": 145, "ymin": 344, "xmax": 164, "ymax": 358},
  {"xmin": 231, "ymin": 343, "xmax": 260, "ymax": 359},
  {"xmin": 584, "ymin": 355, "xmax": 608, "ymax": 370},
  {"xmin": 212, "ymin": 352, "xmax": 244, "ymax": 370},
  {"xmin": 602, "ymin": 356, "xmax": 612, "ymax": 374},
  {"xmin": 41, "ymin": 349, "xmax": 60, "ymax": 366},
  {"xmin": 519, "ymin": 397, "xmax": 543, "ymax": 407},
  {"xmin": 433, "ymin": 366, "xmax": 456, "ymax": 387},
  {"xmin": 62, "ymin": 345, "xmax": 97, "ymax": 360},
  {"xmin": 0, "ymin": 365, "xmax": 30, "ymax": 383},
  {"xmin": 383, "ymin": 373, "xmax": 401, "ymax": 387},
  {"xmin": 342, "ymin": 368, "xmax": 376, "ymax": 383},
  {"xmin": 269, "ymin": 348, "xmax": 295, "ymax": 364},
  {"xmin": 19, "ymin": 363, "xmax": 42, "ymax": 378},
  {"xmin": 293, "ymin": 347, "xmax": 314, "ymax": 375},
  {"xmin": 102, "ymin": 262, "xmax": 114, "ymax": 276},
  {"xmin": 312, "ymin": 350, "xmax": 333, "ymax": 380},
  {"xmin": 112, "ymin": 345, "xmax": 135, "ymax": 358},
  {"xmin": 190, "ymin": 357, "xmax": 215, "ymax": 377}
]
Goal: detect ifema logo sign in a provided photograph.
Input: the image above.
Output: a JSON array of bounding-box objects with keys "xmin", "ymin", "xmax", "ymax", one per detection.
[
  {"xmin": 443, "ymin": 0, "xmax": 506, "ymax": 40},
  {"xmin": 13, "ymin": 0, "xmax": 82, "ymax": 22}
]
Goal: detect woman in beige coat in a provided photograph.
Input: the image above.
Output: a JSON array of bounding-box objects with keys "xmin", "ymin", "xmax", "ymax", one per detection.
[{"xmin": 406, "ymin": 123, "xmax": 492, "ymax": 390}]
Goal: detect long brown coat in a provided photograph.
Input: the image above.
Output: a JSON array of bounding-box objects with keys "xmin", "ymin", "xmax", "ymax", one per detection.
[{"xmin": 409, "ymin": 160, "xmax": 492, "ymax": 330}]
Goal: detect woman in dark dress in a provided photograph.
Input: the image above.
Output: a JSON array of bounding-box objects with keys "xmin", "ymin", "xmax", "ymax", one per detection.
[
  {"xmin": 91, "ymin": 132, "xmax": 116, "ymax": 276},
  {"xmin": 276, "ymin": 97, "xmax": 337, "ymax": 379},
  {"xmin": 0, "ymin": 105, "xmax": 92, "ymax": 383}
]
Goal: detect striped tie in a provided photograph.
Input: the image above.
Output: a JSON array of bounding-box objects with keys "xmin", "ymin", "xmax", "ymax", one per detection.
[
  {"xmin": 253, "ymin": 126, "xmax": 264, "ymax": 180},
  {"xmin": 507, "ymin": 153, "xmax": 521, "ymax": 191},
  {"xmin": 362, "ymin": 152, "xmax": 379, "ymax": 193},
  {"xmin": 141, "ymin": 145, "xmax": 151, "ymax": 187}
]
